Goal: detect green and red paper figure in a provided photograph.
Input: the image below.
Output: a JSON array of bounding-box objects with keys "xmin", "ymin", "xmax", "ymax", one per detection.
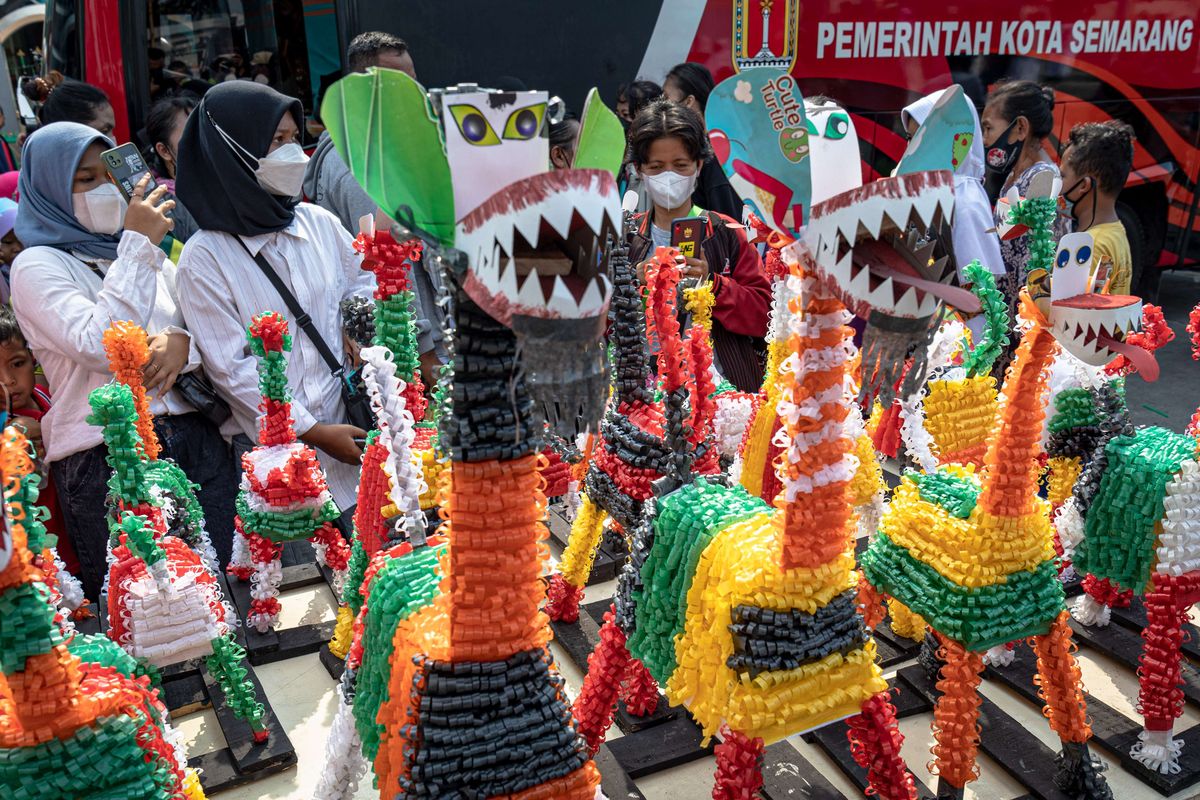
[{"xmin": 233, "ymin": 311, "xmax": 349, "ymax": 633}]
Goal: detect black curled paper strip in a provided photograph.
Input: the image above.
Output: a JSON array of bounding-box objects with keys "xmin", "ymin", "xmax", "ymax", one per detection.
[
  {"xmin": 1072, "ymin": 383, "xmax": 1134, "ymax": 516},
  {"xmin": 340, "ymin": 296, "xmax": 377, "ymax": 348},
  {"xmin": 397, "ymin": 647, "xmax": 590, "ymax": 797},
  {"xmin": 442, "ymin": 289, "xmax": 540, "ymax": 463},
  {"xmin": 607, "ymin": 236, "xmax": 654, "ymax": 408},
  {"xmin": 1046, "ymin": 425, "xmax": 1102, "ymax": 461},
  {"xmin": 1053, "ymin": 741, "xmax": 1114, "ymax": 799},
  {"xmin": 584, "ymin": 467, "xmax": 645, "ymax": 533},
  {"xmin": 614, "ymin": 500, "xmax": 656, "ymax": 633},
  {"xmin": 726, "ymin": 590, "xmax": 868, "ymax": 675},
  {"xmin": 602, "ymin": 414, "xmax": 672, "ymax": 472}
]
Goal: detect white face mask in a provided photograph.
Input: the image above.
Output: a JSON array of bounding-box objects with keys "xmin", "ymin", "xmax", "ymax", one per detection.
[
  {"xmin": 73, "ymin": 183, "xmax": 128, "ymax": 235},
  {"xmin": 255, "ymin": 142, "xmax": 309, "ymax": 197},
  {"xmin": 642, "ymin": 169, "xmax": 698, "ymax": 210}
]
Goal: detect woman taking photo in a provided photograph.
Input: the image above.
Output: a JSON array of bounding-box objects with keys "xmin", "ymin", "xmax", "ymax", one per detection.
[
  {"xmin": 174, "ymin": 81, "xmax": 374, "ymax": 522},
  {"xmin": 625, "ymin": 98, "xmax": 770, "ymax": 392},
  {"xmin": 9, "ymin": 121, "xmax": 239, "ymax": 600}
]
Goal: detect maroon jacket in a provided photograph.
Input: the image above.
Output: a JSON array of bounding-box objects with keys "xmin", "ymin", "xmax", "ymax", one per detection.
[{"xmin": 628, "ymin": 210, "xmax": 771, "ymax": 391}]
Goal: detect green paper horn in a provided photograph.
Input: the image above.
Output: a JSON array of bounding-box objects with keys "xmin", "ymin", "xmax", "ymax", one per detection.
[
  {"xmin": 573, "ymin": 88, "xmax": 625, "ymax": 177},
  {"xmin": 322, "ymin": 67, "xmax": 455, "ymax": 246}
]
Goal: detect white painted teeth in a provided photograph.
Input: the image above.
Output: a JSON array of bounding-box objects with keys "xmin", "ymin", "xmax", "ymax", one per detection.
[{"xmin": 516, "ymin": 268, "xmax": 545, "ymax": 308}]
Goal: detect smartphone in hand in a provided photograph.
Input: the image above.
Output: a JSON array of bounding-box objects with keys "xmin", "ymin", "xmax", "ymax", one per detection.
[
  {"xmin": 101, "ymin": 143, "xmax": 158, "ymax": 201},
  {"xmin": 671, "ymin": 216, "xmax": 705, "ymax": 259}
]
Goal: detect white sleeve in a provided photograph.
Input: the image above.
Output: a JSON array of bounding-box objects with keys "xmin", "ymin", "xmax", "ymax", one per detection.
[
  {"xmin": 176, "ymin": 240, "xmax": 318, "ymax": 437},
  {"xmin": 10, "ymin": 232, "xmax": 163, "ymax": 374}
]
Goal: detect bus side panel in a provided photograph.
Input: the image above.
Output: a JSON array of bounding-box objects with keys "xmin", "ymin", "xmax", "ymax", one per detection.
[{"xmin": 84, "ymin": 0, "xmax": 128, "ymax": 143}]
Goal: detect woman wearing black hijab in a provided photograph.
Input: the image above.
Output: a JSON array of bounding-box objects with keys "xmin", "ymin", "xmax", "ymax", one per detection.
[
  {"xmin": 174, "ymin": 82, "xmax": 374, "ymax": 519},
  {"xmin": 662, "ymin": 62, "xmax": 744, "ymax": 221}
]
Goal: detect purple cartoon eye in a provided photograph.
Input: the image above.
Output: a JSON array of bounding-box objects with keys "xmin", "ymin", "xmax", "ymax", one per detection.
[{"xmin": 461, "ymin": 113, "xmax": 489, "ymax": 143}]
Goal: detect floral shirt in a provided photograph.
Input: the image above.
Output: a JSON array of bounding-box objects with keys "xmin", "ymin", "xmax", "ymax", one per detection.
[{"xmin": 995, "ymin": 160, "xmax": 1071, "ymax": 283}]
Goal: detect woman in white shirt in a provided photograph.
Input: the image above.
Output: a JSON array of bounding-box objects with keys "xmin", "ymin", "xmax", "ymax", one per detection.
[
  {"xmin": 10, "ymin": 121, "xmax": 240, "ymax": 600},
  {"xmin": 173, "ymin": 81, "xmax": 373, "ymax": 521}
]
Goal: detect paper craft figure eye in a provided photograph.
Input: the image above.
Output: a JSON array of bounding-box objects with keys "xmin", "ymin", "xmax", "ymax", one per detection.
[
  {"xmin": 1076, "ymin": 245, "xmax": 1092, "ymax": 265},
  {"xmin": 503, "ymin": 102, "xmax": 547, "ymax": 141},
  {"xmin": 824, "ymin": 113, "xmax": 850, "ymax": 140},
  {"xmin": 449, "ymin": 104, "xmax": 501, "ymax": 146},
  {"xmin": 1057, "ymin": 248, "xmax": 1070, "ymax": 269}
]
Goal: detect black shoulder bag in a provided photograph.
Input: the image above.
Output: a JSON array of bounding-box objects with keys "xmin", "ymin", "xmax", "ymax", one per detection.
[{"xmin": 236, "ymin": 239, "xmax": 375, "ymax": 432}]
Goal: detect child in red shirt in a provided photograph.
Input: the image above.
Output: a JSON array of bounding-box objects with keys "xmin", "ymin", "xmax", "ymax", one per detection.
[{"xmin": 0, "ymin": 307, "xmax": 75, "ymax": 573}]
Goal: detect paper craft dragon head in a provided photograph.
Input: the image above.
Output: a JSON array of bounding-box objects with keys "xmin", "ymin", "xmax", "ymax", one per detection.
[
  {"xmin": 1043, "ymin": 231, "xmax": 1148, "ymax": 375},
  {"xmin": 708, "ymin": 71, "xmax": 979, "ymax": 403},
  {"xmin": 324, "ymin": 71, "xmax": 624, "ymax": 435}
]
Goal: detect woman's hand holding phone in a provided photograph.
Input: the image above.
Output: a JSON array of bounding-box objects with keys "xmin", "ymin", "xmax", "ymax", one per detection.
[{"xmin": 123, "ymin": 174, "xmax": 176, "ymax": 246}]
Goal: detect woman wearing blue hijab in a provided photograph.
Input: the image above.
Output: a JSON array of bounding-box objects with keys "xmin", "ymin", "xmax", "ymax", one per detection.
[{"xmin": 9, "ymin": 120, "xmax": 239, "ymax": 600}]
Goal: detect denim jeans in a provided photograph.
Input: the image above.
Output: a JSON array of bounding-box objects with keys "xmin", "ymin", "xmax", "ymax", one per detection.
[{"xmin": 53, "ymin": 412, "xmax": 239, "ymax": 600}]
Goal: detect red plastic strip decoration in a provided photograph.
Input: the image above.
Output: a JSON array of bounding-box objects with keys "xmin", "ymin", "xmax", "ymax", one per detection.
[
  {"xmin": 712, "ymin": 725, "xmax": 765, "ymax": 800},
  {"xmin": 847, "ymin": 691, "xmax": 918, "ymax": 800}
]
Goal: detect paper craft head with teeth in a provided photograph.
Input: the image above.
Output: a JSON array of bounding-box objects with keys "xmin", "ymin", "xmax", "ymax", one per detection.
[
  {"xmin": 323, "ymin": 72, "xmax": 623, "ymax": 434},
  {"xmin": 707, "ymin": 69, "xmax": 980, "ymax": 405},
  {"xmin": 1045, "ymin": 230, "xmax": 1146, "ymax": 371}
]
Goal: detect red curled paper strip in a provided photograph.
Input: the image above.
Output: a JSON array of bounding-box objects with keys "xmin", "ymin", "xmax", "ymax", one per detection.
[
  {"xmin": 712, "ymin": 725, "xmax": 765, "ymax": 800},
  {"xmin": 544, "ymin": 573, "xmax": 585, "ymax": 624},
  {"xmin": 620, "ymin": 657, "xmax": 660, "ymax": 718},
  {"xmin": 1081, "ymin": 574, "xmax": 1133, "ymax": 608},
  {"xmin": 1136, "ymin": 572, "xmax": 1200, "ymax": 731},
  {"xmin": 1105, "ymin": 304, "xmax": 1174, "ymax": 377},
  {"xmin": 571, "ymin": 608, "xmax": 632, "ymax": 755},
  {"xmin": 857, "ymin": 571, "xmax": 886, "ymax": 630},
  {"xmin": 929, "ymin": 634, "xmax": 984, "ymax": 789},
  {"xmin": 847, "ymin": 690, "xmax": 918, "ymax": 800}
]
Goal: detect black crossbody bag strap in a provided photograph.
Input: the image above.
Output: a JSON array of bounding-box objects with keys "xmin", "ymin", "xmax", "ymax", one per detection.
[{"xmin": 236, "ymin": 237, "xmax": 346, "ymax": 382}]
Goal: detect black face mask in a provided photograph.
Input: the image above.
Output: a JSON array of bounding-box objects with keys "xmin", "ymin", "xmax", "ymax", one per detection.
[
  {"xmin": 1062, "ymin": 176, "xmax": 1095, "ymax": 229},
  {"xmin": 984, "ymin": 118, "xmax": 1024, "ymax": 203}
]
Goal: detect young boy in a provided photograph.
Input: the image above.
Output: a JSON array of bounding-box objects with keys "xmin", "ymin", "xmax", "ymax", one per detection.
[
  {"xmin": 1059, "ymin": 120, "xmax": 1136, "ymax": 295},
  {"xmin": 0, "ymin": 307, "xmax": 71, "ymax": 568}
]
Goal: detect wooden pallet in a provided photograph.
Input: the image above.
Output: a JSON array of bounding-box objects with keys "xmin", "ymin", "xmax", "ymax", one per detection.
[
  {"xmin": 986, "ymin": 633, "xmax": 1200, "ymax": 797},
  {"xmin": 171, "ymin": 656, "xmax": 298, "ymax": 794},
  {"xmin": 550, "ymin": 597, "xmax": 714, "ymax": 778},
  {"xmin": 224, "ymin": 539, "xmax": 338, "ymax": 666}
]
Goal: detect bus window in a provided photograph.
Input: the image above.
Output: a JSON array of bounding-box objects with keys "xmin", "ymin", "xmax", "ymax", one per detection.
[
  {"xmin": 44, "ymin": 0, "xmax": 82, "ymax": 80},
  {"xmin": 144, "ymin": 1, "xmax": 315, "ymax": 121}
]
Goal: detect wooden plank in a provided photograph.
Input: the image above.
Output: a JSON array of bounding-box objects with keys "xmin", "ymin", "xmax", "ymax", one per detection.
[
  {"xmin": 594, "ymin": 743, "xmax": 648, "ymax": 800},
  {"xmin": 984, "ymin": 644, "xmax": 1200, "ymax": 796},
  {"xmin": 201, "ymin": 660, "xmax": 295, "ymax": 775},
  {"xmin": 605, "ymin": 713, "xmax": 714, "ymax": 778},
  {"xmin": 162, "ymin": 671, "xmax": 210, "ymax": 716},
  {"xmin": 318, "ymin": 644, "xmax": 346, "ymax": 682},
  {"xmin": 761, "ymin": 740, "xmax": 848, "ymax": 800}
]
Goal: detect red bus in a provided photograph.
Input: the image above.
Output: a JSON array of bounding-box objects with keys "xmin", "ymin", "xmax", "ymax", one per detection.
[{"xmin": 44, "ymin": 0, "xmax": 1200, "ymax": 296}]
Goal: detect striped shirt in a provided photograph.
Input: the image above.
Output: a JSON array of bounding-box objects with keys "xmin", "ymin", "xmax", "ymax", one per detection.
[{"xmin": 176, "ymin": 203, "xmax": 374, "ymax": 509}]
